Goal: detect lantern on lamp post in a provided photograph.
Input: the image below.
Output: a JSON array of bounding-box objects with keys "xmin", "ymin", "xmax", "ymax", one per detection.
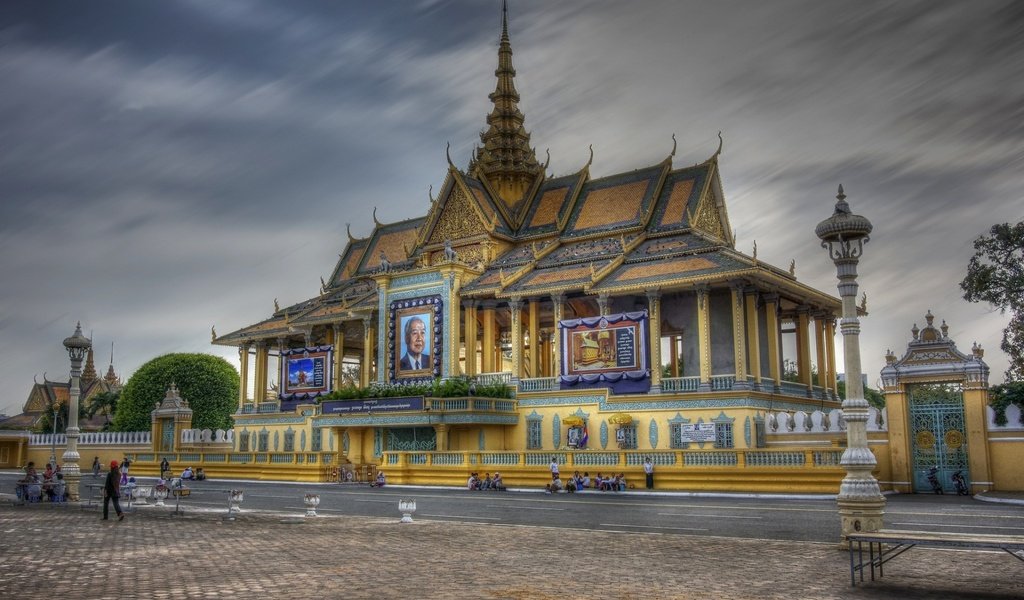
[
  {"xmin": 815, "ymin": 185, "xmax": 885, "ymax": 544},
  {"xmin": 62, "ymin": 322, "xmax": 91, "ymax": 502}
]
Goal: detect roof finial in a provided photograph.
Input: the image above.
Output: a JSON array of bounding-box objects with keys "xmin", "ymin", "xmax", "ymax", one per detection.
[
  {"xmin": 713, "ymin": 131, "xmax": 723, "ymax": 159},
  {"xmin": 211, "ymin": 325, "xmax": 217, "ymax": 342},
  {"xmin": 446, "ymin": 141, "xmax": 455, "ymax": 169},
  {"xmin": 346, "ymin": 222, "xmax": 355, "ymax": 243},
  {"xmin": 671, "ymin": 133, "xmax": 677, "ymax": 157},
  {"xmin": 586, "ymin": 144, "xmax": 594, "ymax": 168},
  {"xmin": 543, "ymin": 148, "xmax": 551, "ymax": 172},
  {"xmin": 428, "ymin": 184, "xmax": 434, "ymax": 203},
  {"xmin": 372, "ymin": 207, "xmax": 382, "ymax": 227}
]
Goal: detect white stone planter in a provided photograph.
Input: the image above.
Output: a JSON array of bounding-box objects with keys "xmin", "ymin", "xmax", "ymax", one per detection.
[
  {"xmin": 399, "ymin": 498, "xmax": 417, "ymax": 523},
  {"xmin": 153, "ymin": 486, "xmax": 168, "ymax": 507},
  {"xmin": 229, "ymin": 490, "xmax": 244, "ymax": 514},
  {"xmin": 132, "ymin": 485, "xmax": 153, "ymax": 506},
  {"xmin": 304, "ymin": 493, "xmax": 320, "ymax": 517}
]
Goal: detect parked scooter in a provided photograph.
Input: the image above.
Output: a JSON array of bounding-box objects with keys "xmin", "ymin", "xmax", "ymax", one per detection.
[
  {"xmin": 926, "ymin": 466, "xmax": 944, "ymax": 494},
  {"xmin": 952, "ymin": 470, "xmax": 970, "ymax": 496}
]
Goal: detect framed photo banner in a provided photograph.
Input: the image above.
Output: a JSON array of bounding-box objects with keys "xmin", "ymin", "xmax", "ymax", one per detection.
[
  {"xmin": 388, "ymin": 294, "xmax": 443, "ymax": 383},
  {"xmin": 559, "ymin": 310, "xmax": 650, "ymax": 393},
  {"xmin": 279, "ymin": 345, "xmax": 333, "ymax": 403}
]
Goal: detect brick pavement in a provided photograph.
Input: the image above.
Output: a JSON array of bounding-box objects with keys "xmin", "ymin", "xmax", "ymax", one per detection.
[{"xmin": 1, "ymin": 504, "xmax": 1021, "ymax": 599}]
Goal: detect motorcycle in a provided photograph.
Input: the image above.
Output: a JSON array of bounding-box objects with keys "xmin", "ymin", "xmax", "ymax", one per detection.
[
  {"xmin": 926, "ymin": 466, "xmax": 944, "ymax": 494},
  {"xmin": 952, "ymin": 470, "xmax": 970, "ymax": 496}
]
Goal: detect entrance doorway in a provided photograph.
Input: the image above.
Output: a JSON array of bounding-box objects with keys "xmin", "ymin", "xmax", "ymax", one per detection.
[{"xmin": 909, "ymin": 383, "xmax": 968, "ymax": 492}]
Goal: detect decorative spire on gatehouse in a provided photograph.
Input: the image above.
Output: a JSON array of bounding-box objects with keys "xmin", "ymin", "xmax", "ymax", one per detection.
[{"xmin": 473, "ymin": 0, "xmax": 542, "ymax": 207}]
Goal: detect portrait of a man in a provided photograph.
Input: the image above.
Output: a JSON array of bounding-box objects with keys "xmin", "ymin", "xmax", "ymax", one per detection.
[{"xmin": 399, "ymin": 314, "xmax": 431, "ymax": 371}]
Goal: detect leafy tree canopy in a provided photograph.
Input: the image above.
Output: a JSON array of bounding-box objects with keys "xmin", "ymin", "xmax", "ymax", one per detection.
[
  {"xmin": 113, "ymin": 353, "xmax": 238, "ymax": 432},
  {"xmin": 961, "ymin": 221, "xmax": 1024, "ymax": 381},
  {"xmin": 86, "ymin": 390, "xmax": 119, "ymax": 431}
]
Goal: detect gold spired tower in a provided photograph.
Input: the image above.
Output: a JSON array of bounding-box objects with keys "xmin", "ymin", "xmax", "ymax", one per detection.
[{"xmin": 470, "ymin": 0, "xmax": 542, "ymax": 207}]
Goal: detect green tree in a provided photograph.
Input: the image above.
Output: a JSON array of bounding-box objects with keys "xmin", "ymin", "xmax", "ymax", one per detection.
[
  {"xmin": 113, "ymin": 353, "xmax": 238, "ymax": 432},
  {"xmin": 35, "ymin": 398, "xmax": 87, "ymax": 434},
  {"xmin": 86, "ymin": 390, "xmax": 119, "ymax": 430},
  {"xmin": 960, "ymin": 221, "xmax": 1024, "ymax": 381}
]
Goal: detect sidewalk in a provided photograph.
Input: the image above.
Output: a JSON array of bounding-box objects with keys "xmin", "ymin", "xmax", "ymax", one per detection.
[{"xmin": 1, "ymin": 504, "xmax": 1021, "ymax": 599}]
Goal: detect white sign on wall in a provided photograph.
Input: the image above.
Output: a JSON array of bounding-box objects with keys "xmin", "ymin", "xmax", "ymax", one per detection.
[{"xmin": 681, "ymin": 423, "xmax": 717, "ymax": 443}]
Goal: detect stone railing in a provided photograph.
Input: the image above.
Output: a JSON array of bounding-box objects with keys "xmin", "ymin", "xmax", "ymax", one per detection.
[
  {"xmin": 383, "ymin": 448, "xmax": 845, "ymax": 470},
  {"xmin": 29, "ymin": 431, "xmax": 151, "ymax": 446},
  {"xmin": 765, "ymin": 407, "xmax": 888, "ymax": 434},
  {"xmin": 661, "ymin": 376, "xmax": 701, "ymax": 392},
  {"xmin": 518, "ymin": 377, "xmax": 559, "ymax": 392},
  {"xmin": 988, "ymin": 404, "xmax": 1024, "ymax": 431},
  {"xmin": 180, "ymin": 428, "xmax": 235, "ymax": 445},
  {"xmin": 475, "ymin": 372, "xmax": 512, "ymax": 385}
]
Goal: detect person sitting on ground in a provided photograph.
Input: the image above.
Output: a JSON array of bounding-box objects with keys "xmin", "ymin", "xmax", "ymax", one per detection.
[
  {"xmin": 195, "ymin": 467, "xmax": 206, "ymax": 481},
  {"xmin": 492, "ymin": 472, "xmax": 504, "ymax": 491},
  {"xmin": 594, "ymin": 472, "xmax": 606, "ymax": 491},
  {"xmin": 181, "ymin": 466, "xmax": 194, "ymax": 480},
  {"xmin": 467, "ymin": 473, "xmax": 478, "ymax": 490},
  {"xmin": 571, "ymin": 471, "xmax": 584, "ymax": 491},
  {"xmin": 481, "ymin": 473, "xmax": 493, "ymax": 491},
  {"xmin": 43, "ymin": 463, "xmax": 54, "ymax": 482},
  {"xmin": 581, "ymin": 472, "xmax": 591, "ymax": 489},
  {"xmin": 370, "ymin": 471, "xmax": 386, "ymax": 488},
  {"xmin": 545, "ymin": 475, "xmax": 564, "ymax": 494},
  {"xmin": 617, "ymin": 473, "xmax": 628, "ymax": 491}
]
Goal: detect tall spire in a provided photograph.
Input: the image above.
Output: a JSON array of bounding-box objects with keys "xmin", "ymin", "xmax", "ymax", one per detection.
[
  {"xmin": 474, "ymin": 0, "xmax": 541, "ymax": 206},
  {"xmin": 81, "ymin": 346, "xmax": 97, "ymax": 386},
  {"xmin": 103, "ymin": 341, "xmax": 119, "ymax": 386}
]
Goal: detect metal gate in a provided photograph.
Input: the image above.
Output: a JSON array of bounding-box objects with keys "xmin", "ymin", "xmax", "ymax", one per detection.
[{"xmin": 909, "ymin": 383, "xmax": 968, "ymax": 492}]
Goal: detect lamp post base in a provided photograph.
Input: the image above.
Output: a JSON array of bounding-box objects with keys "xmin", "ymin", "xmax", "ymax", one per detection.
[{"xmin": 837, "ymin": 496, "xmax": 886, "ymax": 549}]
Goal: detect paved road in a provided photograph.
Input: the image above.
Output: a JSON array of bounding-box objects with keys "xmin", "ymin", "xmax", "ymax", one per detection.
[{"xmin": 6, "ymin": 472, "xmax": 1021, "ymax": 544}]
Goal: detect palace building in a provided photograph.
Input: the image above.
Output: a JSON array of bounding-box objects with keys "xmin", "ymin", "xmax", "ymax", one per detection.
[{"xmin": 208, "ymin": 4, "xmax": 855, "ymax": 490}]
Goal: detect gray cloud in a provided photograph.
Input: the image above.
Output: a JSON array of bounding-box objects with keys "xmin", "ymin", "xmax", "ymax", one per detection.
[{"xmin": 2, "ymin": 0, "xmax": 1022, "ymax": 415}]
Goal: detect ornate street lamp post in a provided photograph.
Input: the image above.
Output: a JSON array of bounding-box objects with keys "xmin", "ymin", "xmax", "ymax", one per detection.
[
  {"xmin": 815, "ymin": 185, "xmax": 885, "ymax": 544},
  {"xmin": 62, "ymin": 322, "xmax": 92, "ymax": 501},
  {"xmin": 49, "ymin": 399, "xmax": 62, "ymax": 469}
]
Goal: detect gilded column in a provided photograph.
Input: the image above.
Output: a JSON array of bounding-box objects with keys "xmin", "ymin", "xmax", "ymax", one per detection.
[
  {"xmin": 551, "ymin": 293, "xmax": 564, "ymax": 379},
  {"xmin": 434, "ymin": 424, "xmax": 449, "ymax": 452},
  {"xmin": 647, "ymin": 290, "xmax": 662, "ymax": 393},
  {"xmin": 276, "ymin": 336, "xmax": 288, "ymax": 398},
  {"xmin": 797, "ymin": 307, "xmax": 813, "ymax": 389},
  {"xmin": 509, "ymin": 297, "xmax": 524, "ymax": 381},
  {"xmin": 464, "ymin": 301, "xmax": 477, "ymax": 377},
  {"xmin": 764, "ymin": 294, "xmax": 782, "ymax": 392},
  {"xmin": 826, "ymin": 317, "xmax": 838, "ymax": 395},
  {"xmin": 669, "ymin": 336, "xmax": 679, "ymax": 378},
  {"xmin": 814, "ymin": 313, "xmax": 828, "ymax": 395},
  {"xmin": 540, "ymin": 331, "xmax": 551, "ymax": 377},
  {"xmin": 528, "ymin": 299, "xmax": 540, "ymax": 378},
  {"xmin": 730, "ymin": 285, "xmax": 749, "ymax": 389},
  {"xmin": 361, "ymin": 316, "xmax": 374, "ymax": 388},
  {"xmin": 254, "ymin": 341, "xmax": 268, "ymax": 403},
  {"xmin": 332, "ymin": 324, "xmax": 344, "ymax": 390},
  {"xmin": 744, "ymin": 289, "xmax": 762, "ymax": 388},
  {"xmin": 481, "ymin": 302, "xmax": 495, "ymax": 373},
  {"xmin": 695, "ymin": 285, "xmax": 712, "ymax": 391},
  {"xmin": 238, "ymin": 343, "xmax": 250, "ymax": 409}
]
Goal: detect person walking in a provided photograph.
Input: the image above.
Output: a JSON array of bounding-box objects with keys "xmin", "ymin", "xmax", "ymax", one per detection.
[
  {"xmin": 103, "ymin": 460, "xmax": 125, "ymax": 521},
  {"xmin": 643, "ymin": 457, "xmax": 655, "ymax": 490},
  {"xmin": 92, "ymin": 457, "xmax": 100, "ymax": 478}
]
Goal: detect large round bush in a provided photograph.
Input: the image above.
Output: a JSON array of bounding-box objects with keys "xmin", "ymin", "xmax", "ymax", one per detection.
[{"xmin": 113, "ymin": 353, "xmax": 238, "ymax": 432}]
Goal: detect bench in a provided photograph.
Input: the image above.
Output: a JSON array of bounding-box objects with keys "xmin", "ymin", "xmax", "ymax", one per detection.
[{"xmin": 846, "ymin": 529, "xmax": 1024, "ymax": 586}]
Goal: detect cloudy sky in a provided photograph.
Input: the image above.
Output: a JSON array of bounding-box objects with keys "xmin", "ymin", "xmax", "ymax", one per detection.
[{"xmin": 2, "ymin": 0, "xmax": 1022, "ymax": 416}]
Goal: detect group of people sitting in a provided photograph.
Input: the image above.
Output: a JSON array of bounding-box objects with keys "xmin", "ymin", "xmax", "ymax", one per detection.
[
  {"xmin": 545, "ymin": 471, "xmax": 629, "ymax": 494},
  {"xmin": 15, "ymin": 461, "xmax": 66, "ymax": 503},
  {"xmin": 179, "ymin": 466, "xmax": 206, "ymax": 481},
  {"xmin": 466, "ymin": 472, "xmax": 505, "ymax": 491}
]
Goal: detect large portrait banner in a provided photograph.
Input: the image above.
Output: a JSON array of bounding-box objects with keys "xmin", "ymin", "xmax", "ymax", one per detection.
[
  {"xmin": 389, "ymin": 294, "xmax": 443, "ymax": 383},
  {"xmin": 559, "ymin": 310, "xmax": 650, "ymax": 394},
  {"xmin": 278, "ymin": 345, "xmax": 333, "ymax": 407}
]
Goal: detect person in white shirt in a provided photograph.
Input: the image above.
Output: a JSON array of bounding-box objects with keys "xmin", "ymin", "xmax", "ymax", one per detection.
[{"xmin": 643, "ymin": 457, "xmax": 655, "ymax": 489}]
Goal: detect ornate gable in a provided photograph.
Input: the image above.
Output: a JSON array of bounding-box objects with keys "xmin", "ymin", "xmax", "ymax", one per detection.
[
  {"xmin": 428, "ymin": 184, "xmax": 490, "ymax": 245},
  {"xmin": 690, "ymin": 189, "xmax": 726, "ymax": 240}
]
